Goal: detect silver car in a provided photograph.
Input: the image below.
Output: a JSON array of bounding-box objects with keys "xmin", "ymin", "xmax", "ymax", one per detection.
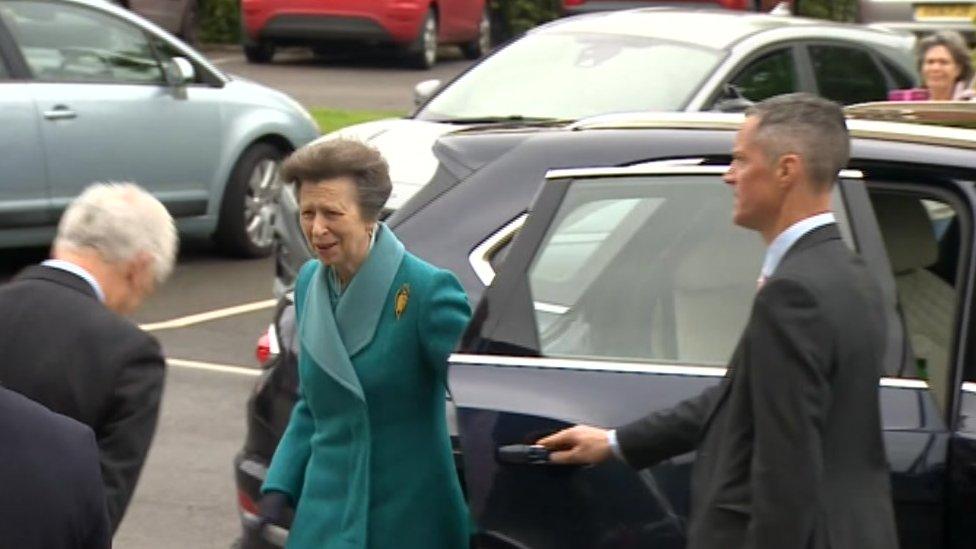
[{"xmin": 0, "ymin": 0, "xmax": 319, "ymax": 257}]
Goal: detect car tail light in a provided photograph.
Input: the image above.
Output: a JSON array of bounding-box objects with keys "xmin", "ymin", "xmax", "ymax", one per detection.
[
  {"xmin": 563, "ymin": 0, "xmax": 585, "ymax": 6},
  {"xmin": 255, "ymin": 323, "xmax": 279, "ymax": 366},
  {"xmin": 238, "ymin": 488, "xmax": 259, "ymax": 515}
]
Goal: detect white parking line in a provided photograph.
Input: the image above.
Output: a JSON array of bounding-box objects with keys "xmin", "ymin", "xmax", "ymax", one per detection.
[
  {"xmin": 140, "ymin": 299, "xmax": 276, "ymax": 332},
  {"xmin": 208, "ymin": 51, "xmax": 309, "ymax": 65},
  {"xmin": 167, "ymin": 358, "xmax": 262, "ymax": 376}
]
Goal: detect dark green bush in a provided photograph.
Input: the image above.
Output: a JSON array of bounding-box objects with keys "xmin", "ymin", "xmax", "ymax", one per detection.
[
  {"xmin": 199, "ymin": 0, "xmax": 240, "ymax": 44},
  {"xmin": 490, "ymin": 0, "xmax": 561, "ymax": 41},
  {"xmin": 795, "ymin": 0, "xmax": 858, "ymax": 22}
]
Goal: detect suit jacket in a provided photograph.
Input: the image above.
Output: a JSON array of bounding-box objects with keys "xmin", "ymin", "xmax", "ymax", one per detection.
[
  {"xmin": 0, "ymin": 385, "xmax": 110, "ymax": 548},
  {"xmin": 263, "ymin": 225, "xmax": 471, "ymax": 549},
  {"xmin": 616, "ymin": 224, "xmax": 899, "ymax": 549},
  {"xmin": 0, "ymin": 265, "xmax": 166, "ymax": 532}
]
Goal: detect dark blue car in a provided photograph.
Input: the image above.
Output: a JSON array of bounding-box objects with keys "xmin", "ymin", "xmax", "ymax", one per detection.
[{"xmin": 237, "ymin": 105, "xmax": 976, "ymax": 548}]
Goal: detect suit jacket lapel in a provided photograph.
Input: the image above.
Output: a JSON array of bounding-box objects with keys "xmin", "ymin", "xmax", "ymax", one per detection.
[
  {"xmin": 300, "ymin": 265, "xmax": 366, "ymax": 401},
  {"xmin": 334, "ymin": 223, "xmax": 405, "ymax": 357},
  {"xmin": 297, "ymin": 224, "xmax": 405, "ymax": 402}
]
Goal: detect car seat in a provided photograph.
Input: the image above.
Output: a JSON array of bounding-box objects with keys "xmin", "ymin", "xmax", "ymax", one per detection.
[
  {"xmin": 871, "ymin": 193, "xmax": 955, "ymax": 414},
  {"xmin": 671, "ymin": 225, "xmax": 763, "ymax": 365}
]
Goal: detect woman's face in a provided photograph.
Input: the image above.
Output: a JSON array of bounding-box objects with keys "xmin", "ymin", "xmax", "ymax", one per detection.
[
  {"xmin": 299, "ymin": 176, "xmax": 373, "ymax": 280},
  {"xmin": 922, "ymin": 44, "xmax": 961, "ymax": 91}
]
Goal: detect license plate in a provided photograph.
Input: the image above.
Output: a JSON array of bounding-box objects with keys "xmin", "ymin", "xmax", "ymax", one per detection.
[{"xmin": 914, "ymin": 3, "xmax": 976, "ymax": 20}]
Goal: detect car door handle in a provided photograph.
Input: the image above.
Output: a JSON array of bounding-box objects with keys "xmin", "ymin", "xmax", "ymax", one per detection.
[
  {"xmin": 496, "ymin": 444, "xmax": 551, "ymax": 465},
  {"xmin": 43, "ymin": 106, "xmax": 77, "ymax": 120}
]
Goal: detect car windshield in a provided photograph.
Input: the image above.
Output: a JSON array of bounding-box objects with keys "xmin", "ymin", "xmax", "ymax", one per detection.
[{"xmin": 417, "ymin": 31, "xmax": 724, "ymax": 122}]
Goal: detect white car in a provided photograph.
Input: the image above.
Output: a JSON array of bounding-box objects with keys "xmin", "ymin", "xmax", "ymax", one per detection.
[{"xmin": 273, "ymin": 7, "xmax": 917, "ymax": 291}]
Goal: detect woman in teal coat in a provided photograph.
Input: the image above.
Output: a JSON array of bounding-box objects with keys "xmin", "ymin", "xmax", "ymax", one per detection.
[{"xmin": 251, "ymin": 139, "xmax": 471, "ymax": 549}]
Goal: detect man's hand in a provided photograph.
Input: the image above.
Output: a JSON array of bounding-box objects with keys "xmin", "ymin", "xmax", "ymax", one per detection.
[{"xmin": 537, "ymin": 425, "xmax": 613, "ymax": 465}]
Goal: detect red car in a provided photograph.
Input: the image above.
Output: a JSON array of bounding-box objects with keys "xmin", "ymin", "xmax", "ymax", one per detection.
[{"xmin": 240, "ymin": 0, "xmax": 490, "ymax": 68}]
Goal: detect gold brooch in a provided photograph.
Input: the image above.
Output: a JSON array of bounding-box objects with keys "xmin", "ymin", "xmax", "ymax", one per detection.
[{"xmin": 395, "ymin": 284, "xmax": 410, "ymax": 319}]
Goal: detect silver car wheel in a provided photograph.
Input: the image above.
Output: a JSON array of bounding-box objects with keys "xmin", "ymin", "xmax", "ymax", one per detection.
[
  {"xmin": 243, "ymin": 158, "xmax": 279, "ymax": 250},
  {"xmin": 422, "ymin": 13, "xmax": 438, "ymax": 67},
  {"xmin": 477, "ymin": 11, "xmax": 490, "ymax": 55}
]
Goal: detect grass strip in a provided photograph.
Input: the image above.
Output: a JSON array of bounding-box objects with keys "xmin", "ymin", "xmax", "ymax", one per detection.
[{"xmin": 309, "ymin": 108, "xmax": 406, "ymax": 134}]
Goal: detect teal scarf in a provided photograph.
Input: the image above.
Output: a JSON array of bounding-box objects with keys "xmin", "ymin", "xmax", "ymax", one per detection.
[{"xmin": 298, "ymin": 223, "xmax": 405, "ymax": 402}]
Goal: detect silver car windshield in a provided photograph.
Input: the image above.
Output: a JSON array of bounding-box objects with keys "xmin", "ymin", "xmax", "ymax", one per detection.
[{"xmin": 418, "ymin": 32, "xmax": 724, "ymax": 122}]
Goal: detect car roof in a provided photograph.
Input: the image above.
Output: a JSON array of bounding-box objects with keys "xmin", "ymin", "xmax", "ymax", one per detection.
[
  {"xmin": 568, "ymin": 103, "xmax": 976, "ymax": 151},
  {"xmin": 533, "ymin": 8, "xmax": 914, "ymax": 51}
]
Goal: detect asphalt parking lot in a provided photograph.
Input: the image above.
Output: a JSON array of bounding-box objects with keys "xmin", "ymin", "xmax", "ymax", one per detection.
[
  {"xmin": 208, "ymin": 45, "xmax": 476, "ymax": 110},
  {"xmin": 0, "ymin": 46, "xmax": 475, "ymax": 548}
]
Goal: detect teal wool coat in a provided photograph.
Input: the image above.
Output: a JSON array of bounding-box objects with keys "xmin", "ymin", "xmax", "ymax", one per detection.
[{"xmin": 262, "ymin": 225, "xmax": 472, "ymax": 549}]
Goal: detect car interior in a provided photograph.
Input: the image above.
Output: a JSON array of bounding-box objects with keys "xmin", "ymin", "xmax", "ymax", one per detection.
[
  {"xmin": 529, "ymin": 175, "xmax": 764, "ymax": 366},
  {"xmin": 527, "ymin": 175, "xmax": 967, "ymax": 419},
  {"xmin": 1, "ymin": 2, "xmax": 164, "ymax": 82},
  {"xmin": 870, "ymin": 191, "xmax": 960, "ymax": 416}
]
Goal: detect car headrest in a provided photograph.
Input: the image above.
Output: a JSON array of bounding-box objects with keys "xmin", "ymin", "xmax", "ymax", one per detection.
[{"xmin": 871, "ymin": 194, "xmax": 938, "ymax": 274}]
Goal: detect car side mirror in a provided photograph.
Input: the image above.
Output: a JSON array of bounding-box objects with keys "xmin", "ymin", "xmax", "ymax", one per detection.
[
  {"xmin": 710, "ymin": 83, "xmax": 754, "ymax": 113},
  {"xmin": 413, "ymin": 79, "xmax": 442, "ymax": 108},
  {"xmin": 165, "ymin": 57, "xmax": 195, "ymax": 87}
]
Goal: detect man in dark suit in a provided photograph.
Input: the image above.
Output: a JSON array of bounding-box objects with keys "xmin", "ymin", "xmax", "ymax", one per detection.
[
  {"xmin": 0, "ymin": 182, "xmax": 177, "ymax": 532},
  {"xmin": 539, "ymin": 94, "xmax": 899, "ymax": 549},
  {"xmin": 0, "ymin": 385, "xmax": 111, "ymax": 548}
]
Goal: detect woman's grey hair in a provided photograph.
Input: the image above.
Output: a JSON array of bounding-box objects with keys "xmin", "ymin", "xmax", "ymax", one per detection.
[
  {"xmin": 54, "ymin": 182, "xmax": 178, "ymax": 282},
  {"xmin": 746, "ymin": 93, "xmax": 850, "ymax": 190},
  {"xmin": 280, "ymin": 138, "xmax": 392, "ymax": 221},
  {"xmin": 917, "ymin": 30, "xmax": 974, "ymax": 85}
]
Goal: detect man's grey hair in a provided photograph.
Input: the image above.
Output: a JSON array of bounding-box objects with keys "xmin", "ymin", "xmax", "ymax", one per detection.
[
  {"xmin": 746, "ymin": 93, "xmax": 850, "ymax": 190},
  {"xmin": 54, "ymin": 182, "xmax": 178, "ymax": 282}
]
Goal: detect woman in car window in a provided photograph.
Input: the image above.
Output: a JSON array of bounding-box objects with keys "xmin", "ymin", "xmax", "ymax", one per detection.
[
  {"xmin": 248, "ymin": 139, "xmax": 471, "ymax": 549},
  {"xmin": 917, "ymin": 30, "xmax": 975, "ymax": 101}
]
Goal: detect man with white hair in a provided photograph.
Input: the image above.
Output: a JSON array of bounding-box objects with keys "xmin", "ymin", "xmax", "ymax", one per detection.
[{"xmin": 0, "ymin": 182, "xmax": 177, "ymax": 533}]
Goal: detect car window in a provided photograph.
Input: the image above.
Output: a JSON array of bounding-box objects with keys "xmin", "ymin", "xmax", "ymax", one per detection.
[
  {"xmin": 880, "ymin": 57, "xmax": 915, "ymax": 90},
  {"xmin": 728, "ymin": 48, "xmax": 796, "ymax": 102},
  {"xmin": 0, "ymin": 0, "xmax": 164, "ymax": 84},
  {"xmin": 417, "ymin": 32, "xmax": 723, "ymax": 121},
  {"xmin": 810, "ymin": 45, "xmax": 888, "ymax": 105},
  {"xmin": 869, "ymin": 190, "xmax": 964, "ymax": 415},
  {"xmin": 527, "ymin": 175, "xmax": 767, "ymax": 365}
]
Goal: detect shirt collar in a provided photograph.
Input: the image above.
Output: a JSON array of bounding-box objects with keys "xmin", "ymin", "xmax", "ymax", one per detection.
[
  {"xmin": 41, "ymin": 259, "xmax": 106, "ymax": 302},
  {"xmin": 761, "ymin": 212, "xmax": 836, "ymax": 277}
]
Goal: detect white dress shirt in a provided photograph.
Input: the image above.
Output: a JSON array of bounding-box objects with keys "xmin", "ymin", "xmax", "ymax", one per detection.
[{"xmin": 606, "ymin": 212, "xmax": 837, "ymax": 461}]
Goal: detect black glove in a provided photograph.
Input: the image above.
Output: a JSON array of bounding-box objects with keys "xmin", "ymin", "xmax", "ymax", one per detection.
[
  {"xmin": 242, "ymin": 492, "xmax": 290, "ymax": 549},
  {"xmin": 257, "ymin": 491, "xmax": 290, "ymax": 526}
]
